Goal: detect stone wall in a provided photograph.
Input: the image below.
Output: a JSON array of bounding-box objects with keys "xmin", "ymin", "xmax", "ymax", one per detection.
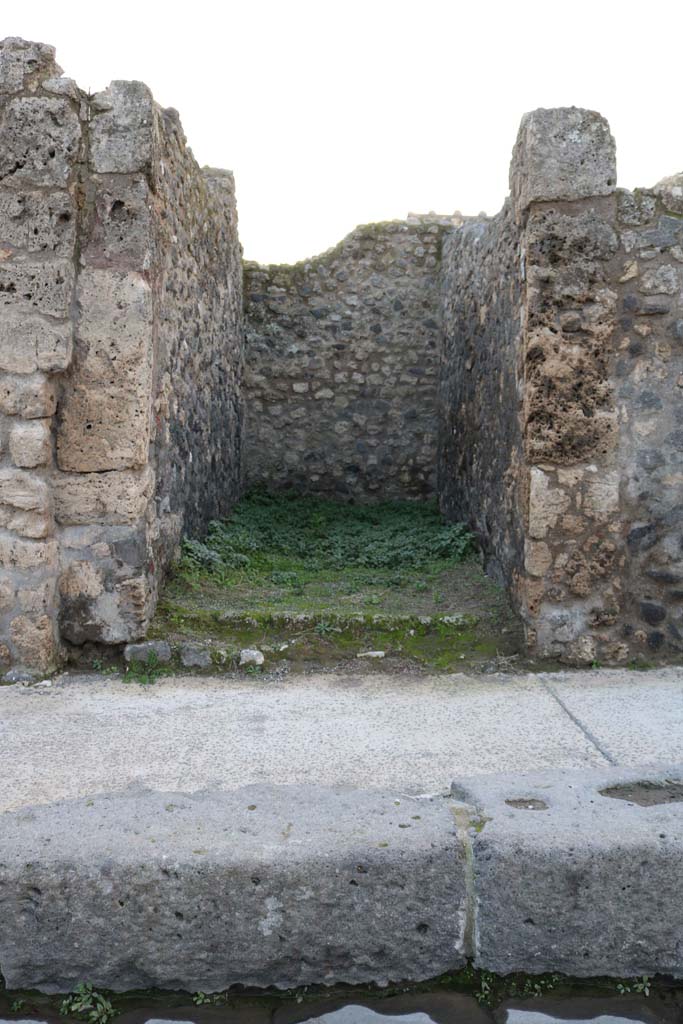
[
  {"xmin": 243, "ymin": 217, "xmax": 456, "ymax": 500},
  {"xmin": 439, "ymin": 108, "xmax": 683, "ymax": 664},
  {"xmin": 0, "ymin": 38, "xmax": 244, "ymax": 673},
  {"xmin": 438, "ymin": 202, "xmax": 525, "ymax": 592},
  {"xmin": 2, "ymin": 37, "xmax": 682, "ymax": 672}
]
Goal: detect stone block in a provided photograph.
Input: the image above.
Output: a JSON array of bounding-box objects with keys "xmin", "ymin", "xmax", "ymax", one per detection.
[
  {"xmin": 0, "ymin": 786, "xmax": 466, "ymax": 991},
  {"xmin": 74, "ymin": 268, "xmax": 153, "ymax": 386},
  {"xmin": 89, "ymin": 81, "xmax": 155, "ymax": 174},
  {"xmin": 510, "ymin": 108, "xmax": 616, "ymax": 214},
  {"xmin": 0, "ymin": 508, "xmax": 49, "ymax": 539},
  {"xmin": 123, "ymin": 640, "xmax": 172, "ymax": 664},
  {"xmin": 84, "ymin": 176, "xmax": 153, "ymax": 269},
  {"xmin": 8, "ymin": 613, "xmax": 56, "ymax": 671},
  {"xmin": 0, "ymin": 37, "xmax": 61, "ymax": 94},
  {"xmin": 0, "ymin": 96, "xmax": 80, "ymax": 187},
  {"xmin": 583, "ymin": 470, "xmax": 620, "ymax": 519},
  {"xmin": 0, "ymin": 536, "xmax": 56, "ymax": 570},
  {"xmin": 0, "ymin": 373, "xmax": 57, "ymax": 418},
  {"xmin": 17, "ymin": 580, "xmax": 52, "ymax": 612},
  {"xmin": 457, "ymin": 767, "xmax": 683, "ymax": 977},
  {"xmin": 0, "ymin": 191, "xmax": 76, "ymax": 255},
  {"xmin": 180, "ymin": 642, "xmax": 211, "ymax": 668},
  {"xmin": 0, "ymin": 578, "xmax": 14, "ymax": 609},
  {"xmin": 654, "ymin": 172, "xmax": 683, "ymax": 216},
  {"xmin": 54, "ymin": 467, "xmax": 153, "ymax": 525},
  {"xmin": 0, "ymin": 316, "xmax": 71, "ymax": 375},
  {"xmin": 0, "ymin": 259, "xmax": 74, "ymax": 318},
  {"xmin": 9, "ymin": 419, "xmax": 51, "ymax": 467},
  {"xmin": 528, "ymin": 468, "xmax": 571, "ymax": 539},
  {"xmin": 56, "ymin": 385, "xmax": 151, "ymax": 471},
  {"xmin": 524, "ymin": 540, "xmax": 552, "ymax": 578},
  {"xmin": 58, "ymin": 561, "xmax": 105, "ymax": 600},
  {"xmin": 0, "ymin": 468, "xmax": 49, "ymax": 513}
]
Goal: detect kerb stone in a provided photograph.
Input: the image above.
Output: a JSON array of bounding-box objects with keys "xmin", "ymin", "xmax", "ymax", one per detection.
[{"xmin": 0, "ymin": 785, "xmax": 467, "ymax": 992}]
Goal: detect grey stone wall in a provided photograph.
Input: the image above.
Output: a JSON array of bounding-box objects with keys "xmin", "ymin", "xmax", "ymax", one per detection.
[
  {"xmin": 243, "ymin": 217, "xmax": 456, "ymax": 500},
  {"xmin": 2, "ymin": 41, "xmax": 681, "ymax": 672},
  {"xmin": 438, "ymin": 202, "xmax": 525, "ymax": 591},
  {"xmin": 0, "ymin": 38, "xmax": 244, "ymax": 672},
  {"xmin": 439, "ymin": 107, "xmax": 683, "ymax": 664},
  {"xmin": 614, "ymin": 182, "xmax": 683, "ymax": 658}
]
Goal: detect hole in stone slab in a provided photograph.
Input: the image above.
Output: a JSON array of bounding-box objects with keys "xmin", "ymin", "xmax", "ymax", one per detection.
[
  {"xmin": 110, "ymin": 199, "xmax": 127, "ymax": 221},
  {"xmin": 505, "ymin": 798, "xmax": 549, "ymax": 811},
  {"xmin": 600, "ymin": 779, "xmax": 683, "ymax": 806}
]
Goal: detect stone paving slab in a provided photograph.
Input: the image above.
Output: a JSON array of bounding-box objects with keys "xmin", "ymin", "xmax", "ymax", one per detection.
[
  {"xmin": 1, "ymin": 669, "xmax": 682, "ymax": 991},
  {"xmin": 2, "ymin": 668, "xmax": 669, "ymax": 812},
  {"xmin": 540, "ymin": 669, "xmax": 683, "ymax": 766}
]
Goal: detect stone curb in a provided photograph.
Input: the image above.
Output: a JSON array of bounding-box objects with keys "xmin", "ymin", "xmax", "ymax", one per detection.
[{"xmin": 0, "ymin": 766, "xmax": 681, "ymax": 992}]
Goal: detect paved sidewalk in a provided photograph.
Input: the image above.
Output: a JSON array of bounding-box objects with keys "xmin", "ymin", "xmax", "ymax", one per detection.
[{"xmin": 1, "ymin": 667, "xmax": 681, "ymax": 812}]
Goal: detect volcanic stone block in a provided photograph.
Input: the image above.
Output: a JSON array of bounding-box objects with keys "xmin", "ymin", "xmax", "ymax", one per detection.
[
  {"xmin": 452, "ymin": 767, "xmax": 683, "ymax": 978},
  {"xmin": 0, "ymin": 190, "xmax": 76, "ymax": 254},
  {"xmin": 9, "ymin": 419, "xmax": 51, "ymax": 467},
  {"xmin": 0, "ymin": 259, "xmax": 74, "ymax": 319},
  {"xmin": 56, "ymin": 385, "xmax": 151, "ymax": 471},
  {"xmin": 0, "ymin": 786, "xmax": 467, "ymax": 992},
  {"xmin": 510, "ymin": 107, "xmax": 616, "ymax": 213},
  {"xmin": 0, "ymin": 373, "xmax": 57, "ymax": 418},
  {"xmin": 0, "ymin": 37, "xmax": 61, "ymax": 94},
  {"xmin": 54, "ymin": 467, "xmax": 154, "ymax": 525},
  {"xmin": 0, "ymin": 96, "xmax": 80, "ymax": 187},
  {"xmin": 89, "ymin": 81, "xmax": 155, "ymax": 174}
]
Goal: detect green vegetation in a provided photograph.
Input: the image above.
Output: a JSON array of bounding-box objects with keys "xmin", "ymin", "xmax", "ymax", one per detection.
[
  {"xmin": 59, "ymin": 984, "xmax": 116, "ymax": 1024},
  {"xmin": 147, "ymin": 492, "xmax": 525, "ymax": 673},
  {"xmin": 181, "ymin": 490, "xmax": 475, "ymax": 580},
  {"xmin": 0, "ymin": 970, "xmax": 672, "ymax": 1019},
  {"xmin": 123, "ymin": 650, "xmax": 165, "ymax": 687}
]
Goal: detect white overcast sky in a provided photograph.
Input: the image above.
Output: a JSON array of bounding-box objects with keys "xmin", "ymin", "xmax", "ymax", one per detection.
[{"xmin": 7, "ymin": 0, "xmax": 683, "ymax": 263}]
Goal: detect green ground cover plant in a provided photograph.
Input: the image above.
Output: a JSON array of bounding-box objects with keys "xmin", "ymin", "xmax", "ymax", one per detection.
[
  {"xmin": 180, "ymin": 490, "xmax": 475, "ymax": 581},
  {"xmin": 147, "ymin": 491, "xmax": 525, "ymax": 672}
]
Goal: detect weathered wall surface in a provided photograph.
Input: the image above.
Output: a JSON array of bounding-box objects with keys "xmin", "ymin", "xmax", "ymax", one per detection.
[
  {"xmin": 0, "ymin": 38, "xmax": 244, "ymax": 672},
  {"xmin": 2, "ymin": 37, "xmax": 682, "ymax": 672},
  {"xmin": 0, "ymin": 38, "xmax": 80, "ymax": 673},
  {"xmin": 439, "ymin": 107, "xmax": 683, "ymax": 664},
  {"xmin": 438, "ymin": 202, "xmax": 525, "ymax": 591},
  {"xmin": 243, "ymin": 217, "xmax": 455, "ymax": 500},
  {"xmin": 613, "ymin": 182, "xmax": 683, "ymax": 658}
]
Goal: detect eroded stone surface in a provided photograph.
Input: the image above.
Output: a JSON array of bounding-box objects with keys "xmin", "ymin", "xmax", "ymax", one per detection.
[
  {"xmin": 510, "ymin": 107, "xmax": 616, "ymax": 212},
  {"xmin": 0, "ymin": 786, "xmax": 466, "ymax": 991}
]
